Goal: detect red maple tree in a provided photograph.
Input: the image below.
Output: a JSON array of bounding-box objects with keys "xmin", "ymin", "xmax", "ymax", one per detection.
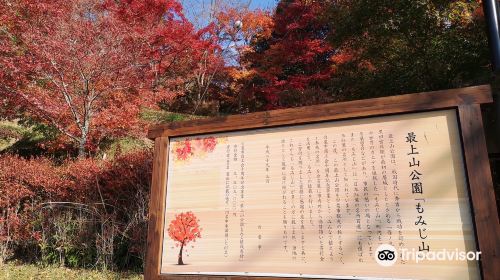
[
  {"xmin": 167, "ymin": 211, "xmax": 202, "ymax": 265},
  {"xmin": 237, "ymin": 0, "xmax": 336, "ymax": 110},
  {"xmin": 0, "ymin": 0, "xmax": 221, "ymax": 157}
]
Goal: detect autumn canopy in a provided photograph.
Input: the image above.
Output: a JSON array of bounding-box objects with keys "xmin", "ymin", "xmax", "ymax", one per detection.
[{"xmin": 0, "ymin": 0, "xmax": 491, "ymax": 273}]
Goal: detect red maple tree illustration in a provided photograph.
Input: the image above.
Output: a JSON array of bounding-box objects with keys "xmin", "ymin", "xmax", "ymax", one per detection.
[
  {"xmin": 175, "ymin": 139, "xmax": 193, "ymax": 161},
  {"xmin": 167, "ymin": 211, "xmax": 202, "ymax": 265},
  {"xmin": 174, "ymin": 137, "xmax": 219, "ymax": 162},
  {"xmin": 202, "ymin": 137, "xmax": 217, "ymax": 152}
]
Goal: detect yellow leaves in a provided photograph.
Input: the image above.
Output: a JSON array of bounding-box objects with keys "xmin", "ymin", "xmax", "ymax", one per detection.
[
  {"xmin": 227, "ymin": 67, "xmax": 255, "ymax": 81},
  {"xmin": 447, "ymin": 0, "xmax": 481, "ymax": 26},
  {"xmin": 215, "ymin": 7, "xmax": 274, "ymax": 42}
]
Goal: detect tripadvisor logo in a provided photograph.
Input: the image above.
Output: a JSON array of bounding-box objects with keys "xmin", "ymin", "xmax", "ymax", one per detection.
[
  {"xmin": 375, "ymin": 244, "xmax": 482, "ymax": 266},
  {"xmin": 375, "ymin": 244, "xmax": 397, "ymax": 266}
]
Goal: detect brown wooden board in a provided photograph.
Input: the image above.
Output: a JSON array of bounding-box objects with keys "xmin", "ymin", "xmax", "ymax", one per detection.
[
  {"xmin": 145, "ymin": 85, "xmax": 499, "ymax": 280},
  {"xmin": 147, "ymin": 85, "xmax": 492, "ymax": 139}
]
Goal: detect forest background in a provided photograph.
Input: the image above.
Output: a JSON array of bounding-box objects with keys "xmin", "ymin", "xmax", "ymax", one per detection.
[{"xmin": 0, "ymin": 0, "xmax": 498, "ymax": 278}]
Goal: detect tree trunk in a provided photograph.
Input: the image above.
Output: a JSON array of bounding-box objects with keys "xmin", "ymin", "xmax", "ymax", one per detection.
[
  {"xmin": 177, "ymin": 243, "xmax": 184, "ymax": 265},
  {"xmin": 77, "ymin": 131, "xmax": 88, "ymax": 158},
  {"xmin": 78, "ymin": 140, "xmax": 85, "ymax": 157},
  {"xmin": 78, "ymin": 105, "xmax": 90, "ymax": 158}
]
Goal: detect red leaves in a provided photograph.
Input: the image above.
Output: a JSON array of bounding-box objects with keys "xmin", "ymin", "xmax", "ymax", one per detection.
[
  {"xmin": 234, "ymin": 0, "xmax": 335, "ymax": 109},
  {"xmin": 0, "ymin": 0, "xmax": 146, "ymax": 153},
  {"xmin": 167, "ymin": 211, "xmax": 202, "ymax": 245},
  {"xmin": 173, "ymin": 137, "xmax": 219, "ymax": 162},
  {"xmin": 0, "ymin": 149, "xmax": 153, "ymax": 246},
  {"xmin": 175, "ymin": 139, "xmax": 192, "ymax": 161},
  {"xmin": 0, "ymin": 0, "xmax": 222, "ymax": 155},
  {"xmin": 202, "ymin": 137, "xmax": 217, "ymax": 153},
  {"xmin": 0, "ymin": 155, "xmax": 64, "ymax": 243}
]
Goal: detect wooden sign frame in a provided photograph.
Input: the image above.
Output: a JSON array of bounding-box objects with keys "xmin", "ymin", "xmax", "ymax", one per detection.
[{"xmin": 145, "ymin": 85, "xmax": 499, "ymax": 280}]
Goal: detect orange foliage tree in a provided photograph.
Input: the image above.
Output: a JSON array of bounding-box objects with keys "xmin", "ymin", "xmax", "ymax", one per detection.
[
  {"xmin": 167, "ymin": 211, "xmax": 202, "ymax": 265},
  {"xmin": 211, "ymin": 7, "xmax": 274, "ymax": 113}
]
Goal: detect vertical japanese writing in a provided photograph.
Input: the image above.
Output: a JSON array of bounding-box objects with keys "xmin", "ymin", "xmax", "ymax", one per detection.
[
  {"xmin": 281, "ymin": 139, "xmax": 288, "ymax": 252},
  {"xmin": 289, "ymin": 139, "xmax": 297, "ymax": 260},
  {"xmin": 352, "ymin": 132, "xmax": 362, "ymax": 262},
  {"xmin": 224, "ymin": 144, "xmax": 230, "ymax": 257},
  {"xmin": 315, "ymin": 137, "xmax": 324, "ymax": 262},
  {"xmin": 405, "ymin": 132, "xmax": 429, "ymax": 252},
  {"xmin": 257, "ymin": 225, "xmax": 262, "ymax": 251},
  {"xmin": 389, "ymin": 133, "xmax": 405, "ymax": 263},
  {"xmin": 297, "ymin": 141, "xmax": 306, "ymax": 262},
  {"xmin": 239, "ymin": 143, "xmax": 245, "ymax": 260},
  {"xmin": 332, "ymin": 136, "xmax": 344, "ymax": 263},
  {"xmin": 341, "ymin": 134, "xmax": 351, "ymax": 217},
  {"xmin": 379, "ymin": 130, "xmax": 392, "ymax": 246},
  {"xmin": 369, "ymin": 131, "xmax": 382, "ymax": 243},
  {"xmin": 265, "ymin": 144, "xmax": 270, "ymax": 184},
  {"xmin": 323, "ymin": 135, "xmax": 334, "ymax": 262},
  {"xmin": 216, "ymin": 126, "xmax": 434, "ymax": 267},
  {"xmin": 306, "ymin": 138, "xmax": 314, "ymax": 227},
  {"xmin": 232, "ymin": 144, "xmax": 238, "ymax": 216},
  {"xmin": 360, "ymin": 132, "xmax": 373, "ymax": 257}
]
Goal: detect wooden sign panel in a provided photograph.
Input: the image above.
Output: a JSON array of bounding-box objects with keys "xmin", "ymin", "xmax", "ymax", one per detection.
[{"xmin": 145, "ymin": 85, "xmax": 500, "ymax": 280}]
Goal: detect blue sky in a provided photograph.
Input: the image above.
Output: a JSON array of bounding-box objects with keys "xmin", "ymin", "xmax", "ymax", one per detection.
[
  {"xmin": 249, "ymin": 0, "xmax": 277, "ymax": 10},
  {"xmin": 181, "ymin": 0, "xmax": 277, "ymax": 28}
]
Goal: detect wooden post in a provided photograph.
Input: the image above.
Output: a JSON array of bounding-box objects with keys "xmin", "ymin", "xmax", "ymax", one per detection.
[
  {"xmin": 458, "ymin": 105, "xmax": 500, "ymax": 280},
  {"xmin": 145, "ymin": 137, "xmax": 169, "ymax": 280}
]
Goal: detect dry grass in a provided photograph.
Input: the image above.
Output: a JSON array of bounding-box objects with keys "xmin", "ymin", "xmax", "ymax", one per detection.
[{"xmin": 0, "ymin": 263, "xmax": 143, "ymax": 280}]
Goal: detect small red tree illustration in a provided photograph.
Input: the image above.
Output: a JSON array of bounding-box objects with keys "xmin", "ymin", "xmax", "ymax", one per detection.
[{"xmin": 167, "ymin": 211, "xmax": 202, "ymax": 265}]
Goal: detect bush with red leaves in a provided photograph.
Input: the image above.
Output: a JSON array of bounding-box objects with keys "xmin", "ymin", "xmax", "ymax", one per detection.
[{"xmin": 0, "ymin": 149, "xmax": 153, "ymax": 268}]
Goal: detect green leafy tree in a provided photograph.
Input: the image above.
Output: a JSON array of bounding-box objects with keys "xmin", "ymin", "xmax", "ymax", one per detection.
[{"xmin": 324, "ymin": 0, "xmax": 491, "ymax": 99}]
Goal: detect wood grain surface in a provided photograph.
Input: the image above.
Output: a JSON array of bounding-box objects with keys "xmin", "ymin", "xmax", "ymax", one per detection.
[
  {"xmin": 148, "ymin": 85, "xmax": 492, "ymax": 139},
  {"xmin": 144, "ymin": 85, "xmax": 498, "ymax": 280},
  {"xmin": 458, "ymin": 105, "xmax": 500, "ymax": 280}
]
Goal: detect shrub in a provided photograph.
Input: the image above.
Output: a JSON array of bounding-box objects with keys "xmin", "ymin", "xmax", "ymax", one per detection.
[
  {"xmin": 0, "ymin": 155, "xmax": 64, "ymax": 263},
  {"xmin": 0, "ymin": 149, "xmax": 153, "ymax": 271}
]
